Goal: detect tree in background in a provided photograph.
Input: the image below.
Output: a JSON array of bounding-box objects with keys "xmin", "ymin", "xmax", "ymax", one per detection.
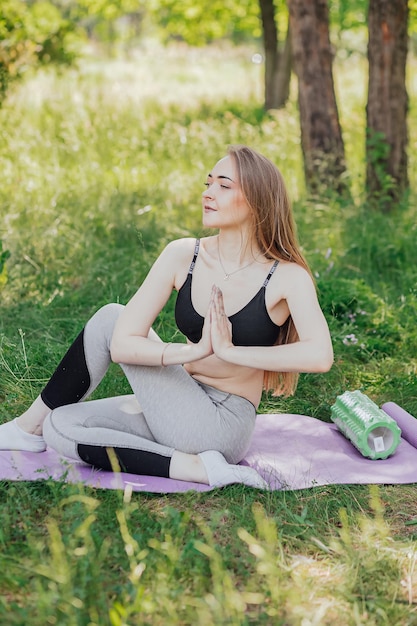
[
  {"xmin": 151, "ymin": 0, "xmax": 293, "ymax": 111},
  {"xmin": 288, "ymin": 0, "xmax": 347, "ymax": 194},
  {"xmin": 259, "ymin": 0, "xmax": 292, "ymax": 110},
  {"xmin": 366, "ymin": 0, "xmax": 409, "ymax": 208},
  {"xmin": 2, "ymin": 0, "xmax": 414, "ymax": 199}
]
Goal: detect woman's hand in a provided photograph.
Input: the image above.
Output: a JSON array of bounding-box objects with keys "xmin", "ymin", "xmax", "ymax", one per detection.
[
  {"xmin": 195, "ymin": 287, "xmax": 215, "ymax": 360},
  {"xmin": 210, "ymin": 286, "xmax": 234, "ymax": 359}
]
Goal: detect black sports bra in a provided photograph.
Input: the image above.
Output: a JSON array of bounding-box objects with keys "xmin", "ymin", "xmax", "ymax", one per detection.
[{"xmin": 175, "ymin": 239, "xmax": 281, "ymax": 346}]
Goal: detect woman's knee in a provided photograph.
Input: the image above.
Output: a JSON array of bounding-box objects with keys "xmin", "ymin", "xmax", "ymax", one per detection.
[
  {"xmin": 93, "ymin": 303, "xmax": 125, "ymax": 325},
  {"xmin": 84, "ymin": 303, "xmax": 124, "ymax": 348},
  {"xmin": 43, "ymin": 409, "xmax": 79, "ymax": 460}
]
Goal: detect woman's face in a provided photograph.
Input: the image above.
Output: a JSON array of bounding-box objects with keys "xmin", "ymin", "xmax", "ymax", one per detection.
[{"xmin": 201, "ymin": 155, "xmax": 252, "ymax": 230}]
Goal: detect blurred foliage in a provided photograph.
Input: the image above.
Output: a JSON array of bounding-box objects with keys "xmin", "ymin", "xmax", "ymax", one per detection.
[
  {"xmin": 0, "ymin": 0, "xmax": 80, "ymax": 102},
  {"xmin": 0, "ymin": 240, "xmax": 10, "ymax": 289},
  {"xmin": 329, "ymin": 0, "xmax": 367, "ymax": 30},
  {"xmin": 2, "ymin": 0, "xmax": 416, "ymax": 105},
  {"xmin": 151, "ymin": 0, "xmax": 262, "ymax": 45}
]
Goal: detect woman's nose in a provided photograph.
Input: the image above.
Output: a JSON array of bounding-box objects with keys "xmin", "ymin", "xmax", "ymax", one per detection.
[{"xmin": 202, "ymin": 186, "xmax": 213, "ymax": 199}]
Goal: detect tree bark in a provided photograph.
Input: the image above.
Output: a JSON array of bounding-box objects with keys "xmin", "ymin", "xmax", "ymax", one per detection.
[
  {"xmin": 259, "ymin": 0, "xmax": 291, "ymax": 110},
  {"xmin": 366, "ymin": 0, "xmax": 408, "ymax": 207},
  {"xmin": 275, "ymin": 23, "xmax": 292, "ymax": 108},
  {"xmin": 288, "ymin": 0, "xmax": 347, "ymax": 193}
]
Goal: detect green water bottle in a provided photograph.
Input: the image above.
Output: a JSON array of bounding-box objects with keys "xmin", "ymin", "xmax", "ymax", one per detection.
[{"xmin": 330, "ymin": 390, "xmax": 401, "ymax": 459}]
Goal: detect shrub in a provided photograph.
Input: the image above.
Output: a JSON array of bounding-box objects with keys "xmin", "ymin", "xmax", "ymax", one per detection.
[{"xmin": 0, "ymin": 0, "xmax": 79, "ymax": 103}]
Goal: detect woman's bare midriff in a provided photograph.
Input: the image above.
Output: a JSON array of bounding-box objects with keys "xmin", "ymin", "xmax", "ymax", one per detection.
[{"xmin": 184, "ymin": 353, "xmax": 264, "ymax": 409}]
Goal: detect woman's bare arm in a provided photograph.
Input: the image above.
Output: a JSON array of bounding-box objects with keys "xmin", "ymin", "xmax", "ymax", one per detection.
[
  {"xmin": 110, "ymin": 239, "xmax": 213, "ymax": 366},
  {"xmin": 210, "ymin": 264, "xmax": 333, "ymax": 373}
]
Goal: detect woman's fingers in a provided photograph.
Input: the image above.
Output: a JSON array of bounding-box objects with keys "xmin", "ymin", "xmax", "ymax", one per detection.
[{"xmin": 211, "ymin": 286, "xmax": 233, "ymax": 352}]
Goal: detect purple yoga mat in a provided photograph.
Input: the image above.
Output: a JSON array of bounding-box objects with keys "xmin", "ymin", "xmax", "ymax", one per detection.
[
  {"xmin": 0, "ymin": 448, "xmax": 212, "ymax": 493},
  {"xmin": 244, "ymin": 408, "xmax": 417, "ymax": 490},
  {"xmin": 381, "ymin": 402, "xmax": 417, "ymax": 449},
  {"xmin": 0, "ymin": 405, "xmax": 416, "ymax": 492}
]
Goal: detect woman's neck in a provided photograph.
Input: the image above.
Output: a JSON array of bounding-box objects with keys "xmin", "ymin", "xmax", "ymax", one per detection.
[{"xmin": 216, "ymin": 231, "xmax": 261, "ymax": 266}]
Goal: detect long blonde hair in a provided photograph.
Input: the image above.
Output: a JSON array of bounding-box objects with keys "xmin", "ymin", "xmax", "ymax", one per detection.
[{"xmin": 228, "ymin": 145, "xmax": 313, "ymax": 397}]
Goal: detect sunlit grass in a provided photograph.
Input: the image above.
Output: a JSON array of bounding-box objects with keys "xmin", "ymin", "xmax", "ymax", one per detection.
[{"xmin": 2, "ymin": 483, "xmax": 417, "ymax": 624}]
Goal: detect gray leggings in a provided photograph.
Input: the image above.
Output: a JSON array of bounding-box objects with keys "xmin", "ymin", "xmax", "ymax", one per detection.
[{"xmin": 42, "ymin": 304, "xmax": 257, "ymax": 476}]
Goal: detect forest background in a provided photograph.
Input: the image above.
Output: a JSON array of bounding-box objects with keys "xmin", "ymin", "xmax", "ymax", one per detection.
[{"xmin": 0, "ymin": 1, "xmax": 417, "ymax": 624}]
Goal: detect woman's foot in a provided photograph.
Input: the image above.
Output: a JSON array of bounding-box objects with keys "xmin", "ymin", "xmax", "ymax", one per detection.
[
  {"xmin": 198, "ymin": 450, "xmax": 267, "ymax": 489},
  {"xmin": 0, "ymin": 419, "xmax": 46, "ymax": 452}
]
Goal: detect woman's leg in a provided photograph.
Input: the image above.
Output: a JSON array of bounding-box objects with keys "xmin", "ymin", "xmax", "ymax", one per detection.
[
  {"xmin": 40, "ymin": 310, "xmax": 265, "ymax": 485},
  {"xmin": 1, "ymin": 303, "xmax": 266, "ymax": 487},
  {"xmin": 0, "ymin": 304, "xmax": 129, "ymax": 448},
  {"xmin": 42, "ymin": 394, "xmax": 266, "ymax": 488},
  {"xmin": 36, "ymin": 302, "xmax": 258, "ymax": 463},
  {"xmin": 43, "ymin": 394, "xmax": 174, "ymax": 477},
  {"xmin": 40, "ymin": 303, "xmax": 130, "ymax": 410}
]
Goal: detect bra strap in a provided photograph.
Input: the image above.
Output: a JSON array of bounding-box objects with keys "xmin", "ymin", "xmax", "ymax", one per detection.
[
  {"xmin": 188, "ymin": 239, "xmax": 200, "ymax": 274},
  {"xmin": 262, "ymin": 260, "xmax": 279, "ymax": 288}
]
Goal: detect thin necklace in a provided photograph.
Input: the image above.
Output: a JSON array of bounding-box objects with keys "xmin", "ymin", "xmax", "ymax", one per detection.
[{"xmin": 217, "ymin": 239, "xmax": 259, "ymax": 280}]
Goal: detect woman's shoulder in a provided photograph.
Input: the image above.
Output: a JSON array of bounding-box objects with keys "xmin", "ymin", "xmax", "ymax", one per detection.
[
  {"xmin": 164, "ymin": 236, "xmax": 216, "ymax": 257},
  {"xmin": 161, "ymin": 237, "xmax": 216, "ymax": 290},
  {"xmin": 276, "ymin": 260, "xmax": 312, "ymax": 278},
  {"xmin": 162, "ymin": 237, "xmax": 197, "ymax": 258},
  {"xmin": 272, "ymin": 260, "xmax": 315, "ymax": 294},
  {"xmin": 159, "ymin": 237, "xmax": 207, "ymax": 274}
]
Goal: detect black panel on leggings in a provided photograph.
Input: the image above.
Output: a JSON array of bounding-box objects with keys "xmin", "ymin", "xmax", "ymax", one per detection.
[
  {"xmin": 41, "ymin": 329, "xmax": 91, "ymax": 410},
  {"xmin": 77, "ymin": 444, "xmax": 171, "ymax": 478}
]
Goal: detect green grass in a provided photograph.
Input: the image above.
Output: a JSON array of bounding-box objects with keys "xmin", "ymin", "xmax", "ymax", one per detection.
[{"xmin": 0, "ymin": 43, "xmax": 417, "ymax": 624}]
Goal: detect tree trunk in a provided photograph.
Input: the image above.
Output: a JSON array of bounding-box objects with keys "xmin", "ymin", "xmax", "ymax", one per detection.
[
  {"xmin": 366, "ymin": 0, "xmax": 408, "ymax": 207},
  {"xmin": 288, "ymin": 0, "xmax": 347, "ymax": 193},
  {"xmin": 259, "ymin": 0, "xmax": 291, "ymax": 110},
  {"xmin": 275, "ymin": 24, "xmax": 292, "ymax": 108}
]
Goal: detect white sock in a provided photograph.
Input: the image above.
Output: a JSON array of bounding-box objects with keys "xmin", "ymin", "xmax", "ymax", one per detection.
[
  {"xmin": 198, "ymin": 450, "xmax": 267, "ymax": 489},
  {"xmin": 0, "ymin": 419, "xmax": 46, "ymax": 452}
]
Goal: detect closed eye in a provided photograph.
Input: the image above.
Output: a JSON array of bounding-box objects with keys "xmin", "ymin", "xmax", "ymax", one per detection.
[{"xmin": 203, "ymin": 182, "xmax": 230, "ymax": 189}]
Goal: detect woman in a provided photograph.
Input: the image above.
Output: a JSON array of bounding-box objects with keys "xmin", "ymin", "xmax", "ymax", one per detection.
[{"xmin": 0, "ymin": 145, "xmax": 333, "ymax": 488}]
